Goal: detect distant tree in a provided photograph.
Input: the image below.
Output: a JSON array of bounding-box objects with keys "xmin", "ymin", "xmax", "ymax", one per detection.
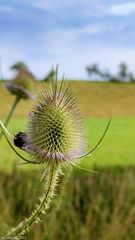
[
  {"xmin": 10, "ymin": 61, "xmax": 37, "ymax": 84},
  {"xmin": 43, "ymin": 69, "xmax": 56, "ymax": 82},
  {"xmin": 10, "ymin": 61, "xmax": 28, "ymax": 71},
  {"xmin": 100, "ymin": 70, "xmax": 112, "ymax": 81},
  {"xmin": 109, "ymin": 77, "xmax": 120, "ymax": 83},
  {"xmin": 86, "ymin": 61, "xmax": 135, "ymax": 83},
  {"xmin": 129, "ymin": 73, "xmax": 135, "ymax": 82},
  {"xmin": 86, "ymin": 64, "xmax": 113, "ymax": 81},
  {"xmin": 86, "ymin": 64, "xmax": 101, "ymax": 80},
  {"xmin": 118, "ymin": 62, "xmax": 128, "ymax": 81}
]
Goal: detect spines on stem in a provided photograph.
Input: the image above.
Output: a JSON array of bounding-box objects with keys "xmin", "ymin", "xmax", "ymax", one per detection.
[{"xmin": 4, "ymin": 164, "xmax": 61, "ymax": 237}]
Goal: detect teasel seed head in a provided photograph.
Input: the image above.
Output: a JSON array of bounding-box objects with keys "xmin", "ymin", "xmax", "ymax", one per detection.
[
  {"xmin": 19, "ymin": 75, "xmax": 87, "ymax": 165},
  {"xmin": 6, "ymin": 69, "xmax": 36, "ymax": 100},
  {"xmin": 1, "ymin": 69, "xmax": 111, "ymax": 167}
]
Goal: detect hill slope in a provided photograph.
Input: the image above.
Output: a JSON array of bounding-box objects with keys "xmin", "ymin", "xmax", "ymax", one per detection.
[
  {"xmin": 0, "ymin": 81, "xmax": 135, "ymax": 117},
  {"xmin": 70, "ymin": 81, "xmax": 135, "ymax": 117}
]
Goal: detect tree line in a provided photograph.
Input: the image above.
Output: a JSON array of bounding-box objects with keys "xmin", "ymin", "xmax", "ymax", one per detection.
[
  {"xmin": 0, "ymin": 61, "xmax": 56, "ymax": 82},
  {"xmin": 86, "ymin": 62, "xmax": 135, "ymax": 82}
]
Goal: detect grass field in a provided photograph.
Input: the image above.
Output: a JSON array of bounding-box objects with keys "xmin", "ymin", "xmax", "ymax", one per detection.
[
  {"xmin": 0, "ymin": 81, "xmax": 135, "ymax": 239},
  {"xmin": 0, "ymin": 117, "xmax": 135, "ymax": 171},
  {"xmin": 1, "ymin": 167, "xmax": 135, "ymax": 240},
  {"xmin": 0, "ymin": 81, "xmax": 135, "ymax": 170},
  {"xmin": 1, "ymin": 81, "xmax": 135, "ymax": 118}
]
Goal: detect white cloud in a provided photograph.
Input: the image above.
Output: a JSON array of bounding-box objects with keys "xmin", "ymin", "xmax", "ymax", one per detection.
[
  {"xmin": 108, "ymin": 2, "xmax": 135, "ymax": 16},
  {"xmin": 79, "ymin": 26, "xmax": 102, "ymax": 34},
  {"xmin": 1, "ymin": 26, "xmax": 135, "ymax": 81},
  {"xmin": 26, "ymin": 0, "xmax": 106, "ymax": 18},
  {"xmin": 25, "ymin": 0, "xmax": 79, "ymax": 11},
  {"xmin": 0, "ymin": 5, "xmax": 13, "ymax": 12},
  {"xmin": 1, "ymin": 1, "xmax": 135, "ymax": 80}
]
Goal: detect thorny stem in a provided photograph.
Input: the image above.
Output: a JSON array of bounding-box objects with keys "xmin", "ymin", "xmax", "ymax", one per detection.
[
  {"xmin": 0, "ymin": 96, "xmax": 20, "ymax": 140},
  {"xmin": 48, "ymin": 168, "xmax": 72, "ymax": 228},
  {"xmin": 4, "ymin": 96, "xmax": 20, "ymax": 127},
  {"xmin": 3, "ymin": 164, "xmax": 60, "ymax": 238}
]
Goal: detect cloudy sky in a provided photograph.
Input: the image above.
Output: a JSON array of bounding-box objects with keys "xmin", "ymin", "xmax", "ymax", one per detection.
[{"xmin": 0, "ymin": 0, "xmax": 135, "ymax": 79}]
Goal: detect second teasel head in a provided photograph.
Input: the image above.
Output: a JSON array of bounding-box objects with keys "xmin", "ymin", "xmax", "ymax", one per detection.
[{"xmin": 6, "ymin": 66, "xmax": 36, "ymax": 100}]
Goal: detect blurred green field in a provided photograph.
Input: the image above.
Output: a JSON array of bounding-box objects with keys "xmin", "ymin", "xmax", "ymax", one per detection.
[
  {"xmin": 0, "ymin": 81, "xmax": 135, "ymax": 170},
  {"xmin": 0, "ymin": 81, "xmax": 135, "ymax": 239},
  {"xmin": 0, "ymin": 116, "xmax": 134, "ymax": 171},
  {"xmin": 1, "ymin": 167, "xmax": 135, "ymax": 240}
]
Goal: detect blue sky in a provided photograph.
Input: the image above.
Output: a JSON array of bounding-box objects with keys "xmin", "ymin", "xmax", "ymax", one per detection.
[{"xmin": 0, "ymin": 0, "xmax": 135, "ymax": 79}]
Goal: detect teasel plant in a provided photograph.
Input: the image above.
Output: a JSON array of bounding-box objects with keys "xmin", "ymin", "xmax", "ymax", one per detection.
[
  {"xmin": 0, "ymin": 63, "xmax": 36, "ymax": 140},
  {"xmin": 0, "ymin": 69, "xmax": 111, "ymax": 238}
]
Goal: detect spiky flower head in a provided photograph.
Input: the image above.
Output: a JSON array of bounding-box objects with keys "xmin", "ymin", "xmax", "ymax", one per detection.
[
  {"xmin": 17, "ymin": 75, "xmax": 87, "ymax": 166},
  {"xmin": 6, "ymin": 69, "xmax": 36, "ymax": 100},
  {"xmin": 0, "ymin": 68, "xmax": 111, "ymax": 239},
  {"xmin": 1, "ymin": 70, "xmax": 111, "ymax": 168}
]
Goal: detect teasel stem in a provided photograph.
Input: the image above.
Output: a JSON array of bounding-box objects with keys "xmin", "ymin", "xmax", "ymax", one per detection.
[
  {"xmin": 48, "ymin": 167, "xmax": 72, "ymax": 229},
  {"xmin": 4, "ymin": 96, "xmax": 20, "ymax": 127},
  {"xmin": 0, "ymin": 96, "xmax": 20, "ymax": 140},
  {"xmin": 3, "ymin": 163, "xmax": 60, "ymax": 238}
]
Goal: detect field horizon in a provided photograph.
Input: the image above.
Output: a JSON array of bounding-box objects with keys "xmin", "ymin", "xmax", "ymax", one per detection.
[{"xmin": 1, "ymin": 81, "xmax": 135, "ymax": 118}]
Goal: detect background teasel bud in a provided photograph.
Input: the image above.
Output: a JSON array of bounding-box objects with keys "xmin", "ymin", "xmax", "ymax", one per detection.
[
  {"xmin": 23, "ymin": 77, "xmax": 87, "ymax": 165},
  {"xmin": 0, "ymin": 63, "xmax": 36, "ymax": 140},
  {"xmin": 6, "ymin": 66, "xmax": 36, "ymax": 100}
]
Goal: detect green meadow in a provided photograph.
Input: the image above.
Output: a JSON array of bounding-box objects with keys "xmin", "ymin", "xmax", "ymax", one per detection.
[
  {"xmin": 0, "ymin": 117, "xmax": 135, "ymax": 170},
  {"xmin": 0, "ymin": 81, "xmax": 135, "ymax": 169},
  {"xmin": 0, "ymin": 81, "xmax": 135, "ymax": 239}
]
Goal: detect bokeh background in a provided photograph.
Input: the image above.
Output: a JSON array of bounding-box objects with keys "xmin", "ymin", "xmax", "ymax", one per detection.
[{"xmin": 0, "ymin": 1, "xmax": 135, "ymax": 239}]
